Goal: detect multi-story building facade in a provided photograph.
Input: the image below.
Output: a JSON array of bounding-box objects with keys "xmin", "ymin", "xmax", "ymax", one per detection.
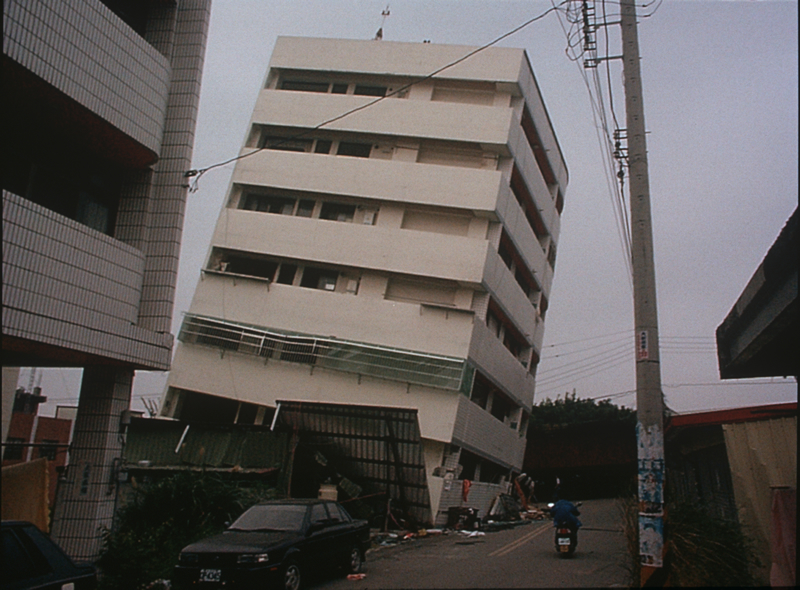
[
  {"xmin": 160, "ymin": 36, "xmax": 567, "ymax": 524},
  {"xmin": 2, "ymin": 0, "xmax": 210, "ymax": 559}
]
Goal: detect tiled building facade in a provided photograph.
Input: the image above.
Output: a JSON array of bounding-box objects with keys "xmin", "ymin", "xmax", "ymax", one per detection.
[
  {"xmin": 2, "ymin": 0, "xmax": 210, "ymax": 559},
  {"xmin": 160, "ymin": 37, "xmax": 567, "ymax": 524}
]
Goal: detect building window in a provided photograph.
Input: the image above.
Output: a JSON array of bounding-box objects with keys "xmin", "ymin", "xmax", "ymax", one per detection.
[
  {"xmin": 280, "ymin": 80, "xmax": 330, "ymax": 93},
  {"xmin": 510, "ymin": 167, "xmax": 549, "ymax": 246},
  {"xmin": 490, "ymin": 392, "xmax": 514, "ymax": 423},
  {"xmin": 547, "ymin": 243, "xmax": 557, "ymax": 269},
  {"xmin": 37, "ymin": 440, "xmax": 60, "ymax": 461},
  {"xmin": 319, "ymin": 202, "xmax": 356, "ymax": 222},
  {"xmin": 3, "ymin": 438, "xmax": 25, "ymax": 461},
  {"xmin": 353, "ymin": 85, "xmax": 387, "ymax": 97},
  {"xmin": 296, "ymin": 199, "xmax": 315, "ymax": 217},
  {"xmin": 214, "ymin": 253, "xmax": 278, "ymax": 281},
  {"xmin": 498, "ymin": 232, "xmax": 541, "ymax": 305},
  {"xmin": 276, "ymin": 263, "xmax": 298, "ymax": 285},
  {"xmin": 336, "ymin": 142, "xmax": 372, "ymax": 158},
  {"xmin": 242, "ymin": 193, "xmax": 297, "ymax": 214},
  {"xmin": 300, "ymin": 267, "xmax": 339, "ymax": 291},
  {"xmin": 314, "ymin": 140, "xmax": 333, "ymax": 154},
  {"xmin": 261, "ymin": 136, "xmax": 313, "ymax": 152}
]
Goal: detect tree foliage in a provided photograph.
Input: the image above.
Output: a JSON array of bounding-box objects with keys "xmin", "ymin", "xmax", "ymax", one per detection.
[
  {"xmin": 97, "ymin": 471, "xmax": 276, "ymax": 590},
  {"xmin": 528, "ymin": 391, "xmax": 635, "ymax": 433}
]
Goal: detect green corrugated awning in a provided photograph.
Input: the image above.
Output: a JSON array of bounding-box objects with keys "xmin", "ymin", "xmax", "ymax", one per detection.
[{"xmin": 123, "ymin": 418, "xmax": 291, "ymax": 472}]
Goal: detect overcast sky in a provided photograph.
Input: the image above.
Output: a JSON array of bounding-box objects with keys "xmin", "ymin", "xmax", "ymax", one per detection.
[{"xmin": 29, "ymin": 0, "xmax": 797, "ymax": 416}]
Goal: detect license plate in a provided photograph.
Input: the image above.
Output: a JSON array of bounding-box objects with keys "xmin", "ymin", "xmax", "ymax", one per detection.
[
  {"xmin": 200, "ymin": 569, "xmax": 222, "ymax": 582},
  {"xmin": 558, "ymin": 538, "xmax": 571, "ymax": 546},
  {"xmin": 559, "ymin": 544, "xmax": 570, "ymax": 552}
]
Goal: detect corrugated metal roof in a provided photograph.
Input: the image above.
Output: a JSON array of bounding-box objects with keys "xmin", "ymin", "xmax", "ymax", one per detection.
[
  {"xmin": 123, "ymin": 418, "xmax": 291, "ymax": 473},
  {"xmin": 667, "ymin": 402, "xmax": 797, "ymax": 430},
  {"xmin": 275, "ymin": 401, "xmax": 432, "ymax": 526}
]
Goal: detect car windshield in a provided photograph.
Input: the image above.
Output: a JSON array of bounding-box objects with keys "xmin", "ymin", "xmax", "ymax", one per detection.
[{"xmin": 228, "ymin": 504, "xmax": 308, "ymax": 532}]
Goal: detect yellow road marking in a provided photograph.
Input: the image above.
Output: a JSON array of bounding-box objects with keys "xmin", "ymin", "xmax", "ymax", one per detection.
[{"xmin": 488, "ymin": 523, "xmax": 551, "ymax": 558}]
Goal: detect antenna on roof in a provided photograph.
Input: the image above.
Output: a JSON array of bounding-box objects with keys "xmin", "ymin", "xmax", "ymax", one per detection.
[{"xmin": 374, "ymin": 4, "xmax": 390, "ymax": 40}]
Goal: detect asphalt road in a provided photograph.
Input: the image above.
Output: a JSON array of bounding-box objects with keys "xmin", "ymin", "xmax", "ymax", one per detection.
[{"xmin": 316, "ymin": 498, "xmax": 632, "ymax": 589}]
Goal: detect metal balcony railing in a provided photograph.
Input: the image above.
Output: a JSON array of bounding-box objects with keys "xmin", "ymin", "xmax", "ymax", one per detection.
[{"xmin": 179, "ymin": 314, "xmax": 473, "ymax": 393}]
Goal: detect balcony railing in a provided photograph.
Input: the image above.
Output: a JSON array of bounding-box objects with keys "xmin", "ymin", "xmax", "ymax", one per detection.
[{"xmin": 179, "ymin": 314, "xmax": 473, "ymax": 394}]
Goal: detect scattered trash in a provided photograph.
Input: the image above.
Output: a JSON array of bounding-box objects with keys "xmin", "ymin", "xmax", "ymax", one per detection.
[
  {"xmin": 347, "ymin": 573, "xmax": 367, "ymax": 580},
  {"xmin": 487, "ymin": 493, "xmax": 523, "ymax": 521},
  {"xmin": 459, "ymin": 530, "xmax": 485, "ymax": 537},
  {"xmin": 522, "ymin": 507, "xmax": 547, "ymax": 520},
  {"xmin": 446, "ymin": 506, "xmax": 481, "ymax": 530}
]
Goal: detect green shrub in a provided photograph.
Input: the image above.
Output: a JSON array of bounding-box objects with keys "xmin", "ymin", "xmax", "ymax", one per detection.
[
  {"xmin": 665, "ymin": 501, "xmax": 760, "ymax": 587},
  {"xmin": 97, "ymin": 471, "xmax": 276, "ymax": 590}
]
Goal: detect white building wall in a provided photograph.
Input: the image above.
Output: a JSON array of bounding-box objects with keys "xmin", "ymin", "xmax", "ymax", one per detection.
[
  {"xmin": 165, "ymin": 344, "xmax": 462, "ymax": 443},
  {"xmin": 231, "ymin": 150, "xmax": 506, "ymax": 212}
]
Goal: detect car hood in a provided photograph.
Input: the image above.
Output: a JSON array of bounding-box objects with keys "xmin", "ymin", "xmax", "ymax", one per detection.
[{"xmin": 182, "ymin": 530, "xmax": 303, "ymax": 553}]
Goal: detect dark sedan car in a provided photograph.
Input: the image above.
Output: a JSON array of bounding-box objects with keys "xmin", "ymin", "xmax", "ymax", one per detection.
[
  {"xmin": 2, "ymin": 520, "xmax": 97, "ymax": 590},
  {"xmin": 172, "ymin": 499, "xmax": 370, "ymax": 590}
]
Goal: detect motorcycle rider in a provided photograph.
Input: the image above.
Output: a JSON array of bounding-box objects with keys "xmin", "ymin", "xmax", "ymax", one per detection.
[{"xmin": 551, "ymin": 497, "xmax": 582, "ymax": 547}]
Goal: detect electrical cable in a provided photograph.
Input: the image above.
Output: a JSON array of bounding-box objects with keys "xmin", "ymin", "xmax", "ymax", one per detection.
[{"xmin": 552, "ymin": 0, "xmax": 633, "ymax": 284}]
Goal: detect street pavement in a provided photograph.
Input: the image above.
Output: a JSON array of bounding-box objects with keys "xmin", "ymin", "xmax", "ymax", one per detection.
[{"xmin": 316, "ymin": 498, "xmax": 632, "ymax": 589}]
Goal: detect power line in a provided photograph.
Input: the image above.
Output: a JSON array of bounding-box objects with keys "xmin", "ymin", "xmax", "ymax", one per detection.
[{"xmin": 552, "ymin": 0, "xmax": 633, "ymax": 284}]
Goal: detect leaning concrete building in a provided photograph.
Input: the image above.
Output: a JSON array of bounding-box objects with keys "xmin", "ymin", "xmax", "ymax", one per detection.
[
  {"xmin": 2, "ymin": 0, "xmax": 210, "ymax": 559},
  {"xmin": 160, "ymin": 36, "xmax": 567, "ymax": 524}
]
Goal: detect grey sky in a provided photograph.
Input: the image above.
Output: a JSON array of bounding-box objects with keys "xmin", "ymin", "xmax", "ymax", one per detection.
[{"xmin": 30, "ymin": 0, "xmax": 797, "ymax": 415}]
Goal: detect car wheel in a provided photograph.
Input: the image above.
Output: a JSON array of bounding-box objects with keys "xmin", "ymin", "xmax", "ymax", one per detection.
[
  {"xmin": 345, "ymin": 545, "xmax": 363, "ymax": 574},
  {"xmin": 283, "ymin": 560, "xmax": 302, "ymax": 590}
]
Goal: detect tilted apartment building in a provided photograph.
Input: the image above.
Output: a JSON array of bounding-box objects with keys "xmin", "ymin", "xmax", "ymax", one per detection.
[
  {"xmin": 2, "ymin": 0, "xmax": 210, "ymax": 559},
  {"xmin": 160, "ymin": 36, "xmax": 567, "ymax": 524}
]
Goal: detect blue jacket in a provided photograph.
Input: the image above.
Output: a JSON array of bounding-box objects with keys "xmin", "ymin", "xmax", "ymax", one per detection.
[{"xmin": 551, "ymin": 500, "xmax": 582, "ymax": 528}]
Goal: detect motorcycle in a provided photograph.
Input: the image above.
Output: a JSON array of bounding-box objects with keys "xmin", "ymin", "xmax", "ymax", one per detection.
[{"xmin": 548, "ymin": 501, "xmax": 582, "ymax": 558}]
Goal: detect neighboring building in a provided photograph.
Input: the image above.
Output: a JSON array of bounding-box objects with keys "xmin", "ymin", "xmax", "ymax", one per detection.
[
  {"xmin": 2, "ymin": 388, "xmax": 75, "ymax": 511},
  {"xmin": 666, "ymin": 402, "xmax": 797, "ymax": 586},
  {"xmin": 159, "ymin": 36, "xmax": 568, "ymax": 525},
  {"xmin": 2, "ymin": 0, "xmax": 211, "ymax": 560},
  {"xmin": 716, "ymin": 207, "xmax": 798, "ymax": 379},
  {"xmin": 714, "ymin": 208, "xmax": 797, "ymax": 586}
]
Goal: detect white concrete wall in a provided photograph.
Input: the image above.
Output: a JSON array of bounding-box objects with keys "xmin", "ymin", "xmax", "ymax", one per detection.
[
  {"xmin": 468, "ymin": 321, "xmax": 536, "ymax": 410},
  {"xmin": 188, "ymin": 273, "xmax": 476, "ymax": 358},
  {"xmin": 452, "ymin": 395, "xmax": 527, "ymax": 469},
  {"xmin": 165, "ymin": 342, "xmax": 462, "ymax": 443},
  {"xmin": 232, "ymin": 150, "xmax": 506, "ymax": 214},
  {"xmin": 269, "ymin": 37, "xmax": 527, "ymax": 86}
]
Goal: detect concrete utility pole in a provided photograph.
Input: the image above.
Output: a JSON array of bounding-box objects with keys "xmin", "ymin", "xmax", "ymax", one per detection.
[{"xmin": 619, "ymin": 0, "xmax": 666, "ymax": 584}]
